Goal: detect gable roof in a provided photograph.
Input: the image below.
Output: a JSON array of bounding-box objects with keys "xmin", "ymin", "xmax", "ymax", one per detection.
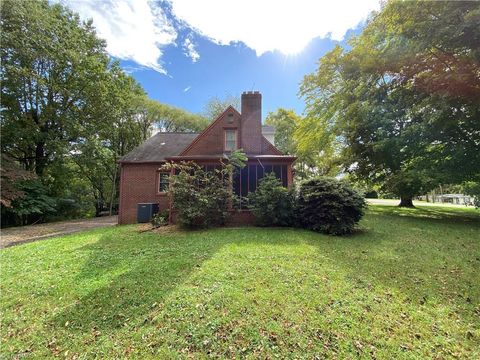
[
  {"xmin": 180, "ymin": 105, "xmax": 240, "ymax": 156},
  {"xmin": 119, "ymin": 132, "xmax": 199, "ymax": 163},
  {"xmin": 261, "ymin": 136, "xmax": 282, "ymax": 155},
  {"xmin": 119, "ymin": 110, "xmax": 287, "ymax": 163}
]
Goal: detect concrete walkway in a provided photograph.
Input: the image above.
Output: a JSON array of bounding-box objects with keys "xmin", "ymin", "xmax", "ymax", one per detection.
[{"xmin": 1, "ymin": 216, "xmax": 117, "ymax": 248}]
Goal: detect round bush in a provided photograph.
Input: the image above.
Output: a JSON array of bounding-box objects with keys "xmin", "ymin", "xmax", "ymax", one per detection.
[
  {"xmin": 297, "ymin": 177, "xmax": 366, "ymax": 235},
  {"xmin": 248, "ymin": 173, "xmax": 294, "ymax": 226}
]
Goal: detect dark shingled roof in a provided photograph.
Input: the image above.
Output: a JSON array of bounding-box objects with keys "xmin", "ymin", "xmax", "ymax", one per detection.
[{"xmin": 119, "ymin": 132, "xmax": 199, "ymax": 163}]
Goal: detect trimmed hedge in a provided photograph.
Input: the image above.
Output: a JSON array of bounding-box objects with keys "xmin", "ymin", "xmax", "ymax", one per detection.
[{"xmin": 296, "ymin": 177, "xmax": 366, "ymax": 235}]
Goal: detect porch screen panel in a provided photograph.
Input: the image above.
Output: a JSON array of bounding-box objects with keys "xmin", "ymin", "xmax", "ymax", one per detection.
[
  {"xmin": 231, "ymin": 164, "xmax": 288, "ymax": 209},
  {"xmin": 273, "ymin": 165, "xmax": 281, "ymax": 181},
  {"xmin": 281, "ymin": 165, "xmax": 288, "ymax": 187},
  {"xmin": 257, "ymin": 164, "xmax": 264, "ymax": 184},
  {"xmin": 264, "ymin": 165, "xmax": 273, "ymax": 175},
  {"xmin": 241, "ymin": 166, "xmax": 249, "ymax": 197},
  {"xmin": 248, "ymin": 165, "xmax": 257, "ymax": 193},
  {"xmin": 233, "ymin": 171, "xmax": 241, "ymax": 197}
]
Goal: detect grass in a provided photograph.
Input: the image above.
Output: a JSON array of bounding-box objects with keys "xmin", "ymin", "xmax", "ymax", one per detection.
[{"xmin": 1, "ymin": 205, "xmax": 479, "ymax": 359}]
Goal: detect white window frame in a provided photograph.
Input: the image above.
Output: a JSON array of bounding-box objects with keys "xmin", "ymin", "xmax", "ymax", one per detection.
[{"xmin": 224, "ymin": 129, "xmax": 237, "ymax": 151}]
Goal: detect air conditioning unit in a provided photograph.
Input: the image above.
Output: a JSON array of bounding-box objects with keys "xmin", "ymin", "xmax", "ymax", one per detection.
[{"xmin": 137, "ymin": 203, "xmax": 159, "ymax": 223}]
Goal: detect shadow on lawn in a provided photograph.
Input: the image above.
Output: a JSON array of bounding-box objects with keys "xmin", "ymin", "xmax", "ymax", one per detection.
[
  {"xmin": 52, "ymin": 207, "xmax": 479, "ymax": 335},
  {"xmin": 53, "ymin": 228, "xmax": 228, "ymax": 333},
  {"xmin": 52, "ymin": 227, "xmax": 312, "ymax": 335},
  {"xmin": 368, "ymin": 204, "xmax": 480, "ymax": 224},
  {"xmin": 310, "ymin": 206, "xmax": 480, "ymax": 315}
]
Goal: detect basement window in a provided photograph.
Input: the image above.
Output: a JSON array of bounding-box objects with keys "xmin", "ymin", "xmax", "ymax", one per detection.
[
  {"xmin": 158, "ymin": 172, "xmax": 170, "ymax": 193},
  {"xmin": 225, "ymin": 129, "xmax": 237, "ymax": 151}
]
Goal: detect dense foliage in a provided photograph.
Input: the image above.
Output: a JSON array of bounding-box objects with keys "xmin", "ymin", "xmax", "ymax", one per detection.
[
  {"xmin": 265, "ymin": 109, "xmax": 297, "ymax": 155},
  {"xmin": 162, "ymin": 150, "xmax": 246, "ymax": 228},
  {"xmin": 265, "ymin": 108, "xmax": 340, "ymax": 180},
  {"xmin": 202, "ymin": 95, "xmax": 240, "ymax": 120},
  {"xmin": 170, "ymin": 164, "xmax": 230, "ymax": 228},
  {"xmin": 300, "ymin": 0, "xmax": 480, "ymax": 206},
  {"xmin": 296, "ymin": 177, "xmax": 366, "ymax": 235},
  {"xmin": 0, "ymin": 155, "xmax": 36, "ymax": 208},
  {"xmin": 0, "ymin": 0, "xmax": 207, "ymax": 226},
  {"xmin": 151, "ymin": 210, "xmax": 170, "ymax": 228},
  {"xmin": 464, "ymin": 181, "xmax": 480, "ymax": 208},
  {"xmin": 248, "ymin": 173, "xmax": 295, "ymax": 227}
]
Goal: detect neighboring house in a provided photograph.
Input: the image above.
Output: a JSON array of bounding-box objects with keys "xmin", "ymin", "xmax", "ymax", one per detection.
[
  {"xmin": 118, "ymin": 91, "xmax": 296, "ymax": 224},
  {"xmin": 261, "ymin": 125, "xmax": 275, "ymax": 145},
  {"xmin": 418, "ymin": 193, "xmax": 473, "ymax": 205}
]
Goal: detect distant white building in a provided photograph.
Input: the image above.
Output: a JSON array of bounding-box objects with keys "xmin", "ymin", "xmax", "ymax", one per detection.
[
  {"xmin": 262, "ymin": 125, "xmax": 275, "ymax": 145},
  {"xmin": 419, "ymin": 193, "xmax": 473, "ymax": 205}
]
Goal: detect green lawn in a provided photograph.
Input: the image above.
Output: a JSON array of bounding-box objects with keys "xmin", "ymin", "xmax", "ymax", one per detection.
[{"xmin": 1, "ymin": 205, "xmax": 479, "ymax": 359}]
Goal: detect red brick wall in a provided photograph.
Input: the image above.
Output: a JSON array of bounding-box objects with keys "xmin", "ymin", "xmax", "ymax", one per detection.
[
  {"xmin": 118, "ymin": 162, "xmax": 169, "ymax": 224},
  {"xmin": 227, "ymin": 210, "xmax": 256, "ymax": 225},
  {"xmin": 182, "ymin": 108, "xmax": 242, "ymax": 155},
  {"xmin": 118, "ymin": 161, "xmax": 294, "ymax": 225},
  {"xmin": 183, "ymin": 92, "xmax": 266, "ymax": 156},
  {"xmin": 118, "ymin": 91, "xmax": 294, "ymax": 226},
  {"xmin": 261, "ymin": 136, "xmax": 282, "ymax": 155},
  {"xmin": 241, "ymin": 92, "xmax": 262, "ymax": 154}
]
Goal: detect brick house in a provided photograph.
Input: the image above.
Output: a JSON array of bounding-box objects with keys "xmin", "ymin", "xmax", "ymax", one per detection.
[{"xmin": 118, "ymin": 91, "xmax": 296, "ymax": 224}]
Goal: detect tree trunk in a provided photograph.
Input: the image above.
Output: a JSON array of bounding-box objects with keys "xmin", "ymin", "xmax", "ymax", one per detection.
[
  {"xmin": 399, "ymin": 196, "xmax": 414, "ymax": 207},
  {"xmin": 109, "ymin": 165, "xmax": 118, "ymax": 216},
  {"xmin": 35, "ymin": 141, "xmax": 46, "ymax": 176},
  {"xmin": 95, "ymin": 201, "xmax": 102, "ymax": 217}
]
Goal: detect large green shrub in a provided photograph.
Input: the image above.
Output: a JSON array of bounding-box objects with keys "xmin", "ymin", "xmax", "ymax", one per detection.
[
  {"xmin": 463, "ymin": 181, "xmax": 480, "ymax": 209},
  {"xmin": 163, "ymin": 162, "xmax": 230, "ymax": 228},
  {"xmin": 297, "ymin": 177, "xmax": 366, "ymax": 235},
  {"xmin": 162, "ymin": 151, "xmax": 246, "ymax": 228},
  {"xmin": 248, "ymin": 173, "xmax": 295, "ymax": 226}
]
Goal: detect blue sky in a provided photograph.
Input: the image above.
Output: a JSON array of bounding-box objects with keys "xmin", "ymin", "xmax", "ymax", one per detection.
[{"xmin": 62, "ymin": 0, "xmax": 379, "ymax": 119}]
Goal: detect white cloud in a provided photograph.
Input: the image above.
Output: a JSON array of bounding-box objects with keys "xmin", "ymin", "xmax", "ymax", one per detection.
[
  {"xmin": 183, "ymin": 86, "xmax": 191, "ymax": 92},
  {"xmin": 169, "ymin": 0, "xmax": 380, "ymax": 55},
  {"xmin": 62, "ymin": 0, "xmax": 177, "ymax": 73},
  {"xmin": 183, "ymin": 38, "xmax": 200, "ymax": 62}
]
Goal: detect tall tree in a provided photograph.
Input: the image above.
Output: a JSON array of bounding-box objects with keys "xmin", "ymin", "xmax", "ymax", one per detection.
[
  {"xmin": 203, "ymin": 95, "xmax": 240, "ymax": 120},
  {"xmin": 0, "ymin": 0, "xmax": 159, "ymax": 224},
  {"xmin": 300, "ymin": 0, "xmax": 480, "ymax": 206},
  {"xmin": 264, "ymin": 108, "xmax": 339, "ymax": 179},
  {"xmin": 0, "ymin": 155, "xmax": 36, "ymax": 208},
  {"xmin": 143, "ymin": 100, "xmax": 209, "ymax": 133},
  {"xmin": 294, "ymin": 114, "xmax": 341, "ymax": 179},
  {"xmin": 0, "ymin": 0, "xmax": 111, "ymax": 176},
  {"xmin": 265, "ymin": 109, "xmax": 298, "ymax": 155}
]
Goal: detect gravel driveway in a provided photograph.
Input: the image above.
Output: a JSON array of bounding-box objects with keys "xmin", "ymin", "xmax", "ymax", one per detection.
[{"xmin": 1, "ymin": 216, "xmax": 117, "ymax": 248}]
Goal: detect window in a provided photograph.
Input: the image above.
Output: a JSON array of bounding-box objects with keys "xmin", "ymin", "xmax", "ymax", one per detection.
[
  {"xmin": 225, "ymin": 129, "xmax": 237, "ymax": 151},
  {"xmin": 158, "ymin": 172, "xmax": 170, "ymax": 193}
]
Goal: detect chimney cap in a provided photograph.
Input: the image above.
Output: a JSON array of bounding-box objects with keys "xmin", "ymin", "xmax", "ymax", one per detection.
[{"xmin": 242, "ymin": 91, "xmax": 261, "ymax": 96}]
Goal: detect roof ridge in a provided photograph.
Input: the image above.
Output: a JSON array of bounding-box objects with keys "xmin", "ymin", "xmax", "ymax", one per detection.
[
  {"xmin": 154, "ymin": 131, "xmax": 200, "ymax": 134},
  {"xmin": 179, "ymin": 106, "xmax": 241, "ymax": 156}
]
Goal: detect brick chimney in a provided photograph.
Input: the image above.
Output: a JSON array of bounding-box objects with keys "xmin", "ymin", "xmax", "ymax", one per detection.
[{"xmin": 241, "ymin": 91, "xmax": 262, "ymax": 154}]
